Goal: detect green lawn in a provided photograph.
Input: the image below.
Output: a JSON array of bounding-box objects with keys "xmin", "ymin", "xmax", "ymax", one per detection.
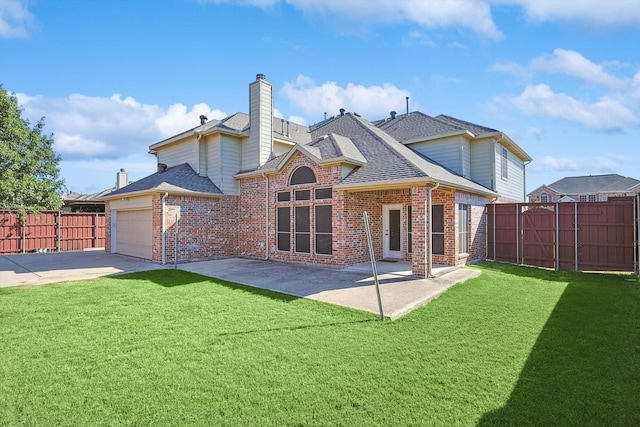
[{"xmin": 0, "ymin": 263, "xmax": 638, "ymax": 426}]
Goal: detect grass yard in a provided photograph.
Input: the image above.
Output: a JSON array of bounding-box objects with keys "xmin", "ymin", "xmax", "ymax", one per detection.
[{"xmin": 0, "ymin": 263, "xmax": 638, "ymax": 426}]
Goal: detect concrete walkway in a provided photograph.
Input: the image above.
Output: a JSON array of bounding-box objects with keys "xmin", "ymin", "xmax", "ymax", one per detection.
[
  {"xmin": 179, "ymin": 258, "xmax": 481, "ymax": 320},
  {"xmin": 1, "ymin": 251, "xmax": 481, "ymax": 320}
]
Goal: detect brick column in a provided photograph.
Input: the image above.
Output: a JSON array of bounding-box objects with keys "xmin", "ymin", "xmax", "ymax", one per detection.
[{"xmin": 411, "ymin": 185, "xmax": 427, "ymax": 277}]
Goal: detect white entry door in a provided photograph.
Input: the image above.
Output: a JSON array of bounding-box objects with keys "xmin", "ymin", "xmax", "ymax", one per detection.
[{"xmin": 383, "ymin": 204, "xmax": 403, "ymax": 259}]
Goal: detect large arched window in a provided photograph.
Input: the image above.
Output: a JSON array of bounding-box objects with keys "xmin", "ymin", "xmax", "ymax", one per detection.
[
  {"xmin": 290, "ymin": 166, "xmax": 316, "ymax": 185},
  {"xmin": 540, "ymin": 192, "xmax": 549, "ymax": 203}
]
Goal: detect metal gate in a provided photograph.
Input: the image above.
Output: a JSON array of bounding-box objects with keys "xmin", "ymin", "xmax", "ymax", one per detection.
[{"xmin": 487, "ymin": 196, "xmax": 639, "ymax": 273}]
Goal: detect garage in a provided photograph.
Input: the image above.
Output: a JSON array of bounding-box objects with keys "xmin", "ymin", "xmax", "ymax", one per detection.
[{"xmin": 115, "ymin": 209, "xmax": 153, "ymax": 260}]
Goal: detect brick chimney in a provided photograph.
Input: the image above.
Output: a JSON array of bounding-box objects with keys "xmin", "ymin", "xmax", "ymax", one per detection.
[{"xmin": 243, "ymin": 73, "xmax": 273, "ymax": 170}]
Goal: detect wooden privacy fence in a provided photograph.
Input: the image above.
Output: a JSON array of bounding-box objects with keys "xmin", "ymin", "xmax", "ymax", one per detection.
[
  {"xmin": 0, "ymin": 211, "xmax": 106, "ymax": 254},
  {"xmin": 487, "ymin": 196, "xmax": 639, "ymax": 273}
]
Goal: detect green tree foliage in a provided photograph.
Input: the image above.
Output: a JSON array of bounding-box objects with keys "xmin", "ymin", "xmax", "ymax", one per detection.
[{"xmin": 0, "ymin": 85, "xmax": 65, "ymax": 214}]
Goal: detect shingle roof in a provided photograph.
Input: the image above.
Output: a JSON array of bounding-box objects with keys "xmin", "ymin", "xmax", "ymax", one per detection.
[
  {"xmin": 434, "ymin": 114, "xmax": 499, "ymax": 136},
  {"xmin": 547, "ymin": 174, "xmax": 640, "ymax": 194},
  {"xmin": 310, "ymin": 113, "xmax": 494, "ymax": 194},
  {"xmin": 376, "ymin": 111, "xmax": 462, "ymax": 141},
  {"xmin": 105, "ymin": 163, "xmax": 223, "ymax": 198}
]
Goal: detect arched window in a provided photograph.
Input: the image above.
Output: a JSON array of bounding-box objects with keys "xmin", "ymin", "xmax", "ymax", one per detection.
[
  {"xmin": 290, "ymin": 166, "xmax": 316, "ymax": 185},
  {"xmin": 540, "ymin": 192, "xmax": 549, "ymax": 203}
]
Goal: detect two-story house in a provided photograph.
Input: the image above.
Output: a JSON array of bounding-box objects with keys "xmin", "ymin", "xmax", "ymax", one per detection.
[
  {"xmin": 528, "ymin": 174, "xmax": 640, "ymax": 203},
  {"xmin": 102, "ymin": 74, "xmax": 531, "ymax": 278}
]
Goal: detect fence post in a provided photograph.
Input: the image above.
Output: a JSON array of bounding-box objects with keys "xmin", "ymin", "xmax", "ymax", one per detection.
[
  {"xmin": 94, "ymin": 213, "xmax": 99, "ymax": 248},
  {"xmin": 574, "ymin": 202, "xmax": 578, "ymax": 272},
  {"xmin": 57, "ymin": 211, "xmax": 61, "ymax": 252},
  {"xmin": 493, "ymin": 204, "xmax": 496, "ymax": 261},
  {"xmin": 555, "ymin": 203, "xmax": 559, "ymax": 271},
  {"xmin": 515, "ymin": 204, "xmax": 520, "ymax": 265},
  {"xmin": 21, "ymin": 216, "xmax": 26, "ymax": 253}
]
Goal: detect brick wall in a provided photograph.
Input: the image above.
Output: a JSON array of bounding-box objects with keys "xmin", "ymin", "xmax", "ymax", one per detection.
[{"xmin": 159, "ymin": 195, "xmax": 238, "ymax": 263}]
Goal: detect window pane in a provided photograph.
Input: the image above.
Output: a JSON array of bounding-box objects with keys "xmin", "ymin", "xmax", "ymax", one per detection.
[
  {"xmin": 315, "ymin": 187, "xmax": 332, "ymax": 200},
  {"xmin": 277, "ymin": 207, "xmax": 290, "ymax": 232},
  {"xmin": 277, "ymin": 191, "xmax": 290, "ymax": 202},
  {"xmin": 408, "ymin": 233, "xmax": 412, "ymax": 254},
  {"xmin": 433, "ymin": 234, "xmax": 444, "ymax": 255},
  {"xmin": 316, "ymin": 234, "xmax": 332, "ymax": 255},
  {"xmin": 295, "ymin": 233, "xmax": 310, "ymax": 253},
  {"xmin": 290, "ymin": 166, "xmax": 316, "ymax": 185},
  {"xmin": 277, "ymin": 233, "xmax": 290, "ymax": 251},
  {"xmin": 407, "ymin": 205, "xmax": 412, "ymax": 232},
  {"xmin": 432, "ymin": 205, "xmax": 444, "ymax": 233},
  {"xmin": 458, "ymin": 204, "xmax": 469, "ymax": 254},
  {"xmin": 295, "ymin": 190, "xmax": 310, "ymax": 201},
  {"xmin": 295, "ymin": 206, "xmax": 310, "ymax": 232},
  {"xmin": 315, "ymin": 205, "xmax": 332, "ymax": 233}
]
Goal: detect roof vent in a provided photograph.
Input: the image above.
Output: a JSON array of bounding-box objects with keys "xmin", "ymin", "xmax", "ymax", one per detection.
[
  {"xmin": 199, "ymin": 115, "xmax": 208, "ymax": 125},
  {"xmin": 390, "ymin": 111, "xmax": 397, "ymax": 119},
  {"xmin": 256, "ymin": 73, "xmax": 266, "ymax": 81},
  {"xmin": 339, "ymin": 108, "xmax": 346, "ymax": 116},
  {"xmin": 158, "ymin": 163, "xmax": 168, "ymax": 173}
]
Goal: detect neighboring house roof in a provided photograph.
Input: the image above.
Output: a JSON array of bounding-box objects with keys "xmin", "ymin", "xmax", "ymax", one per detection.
[
  {"xmin": 65, "ymin": 187, "xmax": 115, "ymax": 204},
  {"xmin": 542, "ymin": 174, "xmax": 640, "ymax": 195},
  {"xmin": 102, "ymin": 163, "xmax": 223, "ymax": 199}
]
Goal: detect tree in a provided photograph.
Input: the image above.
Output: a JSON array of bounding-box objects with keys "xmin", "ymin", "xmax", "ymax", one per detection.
[{"xmin": 0, "ymin": 85, "xmax": 65, "ymax": 214}]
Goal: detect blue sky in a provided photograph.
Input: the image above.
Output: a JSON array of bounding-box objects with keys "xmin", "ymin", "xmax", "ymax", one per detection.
[{"xmin": 1, "ymin": 0, "xmax": 639, "ymax": 195}]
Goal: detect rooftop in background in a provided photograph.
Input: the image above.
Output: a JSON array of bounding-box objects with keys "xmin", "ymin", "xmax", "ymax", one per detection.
[{"xmin": 543, "ymin": 174, "xmax": 640, "ymax": 194}]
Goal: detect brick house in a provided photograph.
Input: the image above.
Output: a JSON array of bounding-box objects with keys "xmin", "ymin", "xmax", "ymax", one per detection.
[
  {"xmin": 102, "ymin": 74, "xmax": 531, "ymax": 278},
  {"xmin": 528, "ymin": 174, "xmax": 640, "ymax": 203}
]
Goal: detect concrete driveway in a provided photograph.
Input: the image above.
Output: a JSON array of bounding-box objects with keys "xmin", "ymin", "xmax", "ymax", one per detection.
[
  {"xmin": 1, "ymin": 251, "xmax": 481, "ymax": 319},
  {"xmin": 0, "ymin": 250, "xmax": 165, "ymax": 287}
]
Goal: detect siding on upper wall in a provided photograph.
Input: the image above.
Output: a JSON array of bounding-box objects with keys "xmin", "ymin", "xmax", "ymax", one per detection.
[
  {"xmin": 408, "ymin": 136, "xmax": 467, "ymax": 175},
  {"xmin": 494, "ymin": 142, "xmax": 525, "ymax": 201},
  {"xmin": 157, "ymin": 140, "xmax": 198, "ymax": 169},
  {"xmin": 470, "ymin": 139, "xmax": 494, "ymax": 190},
  {"xmin": 207, "ymin": 134, "xmax": 222, "ymax": 188},
  {"xmin": 273, "ymin": 141, "xmax": 294, "ymax": 156},
  {"xmin": 220, "ymin": 135, "xmax": 241, "ymax": 195}
]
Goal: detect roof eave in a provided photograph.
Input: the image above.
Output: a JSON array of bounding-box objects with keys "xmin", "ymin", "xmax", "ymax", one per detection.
[{"xmin": 100, "ymin": 188, "xmax": 224, "ymax": 201}]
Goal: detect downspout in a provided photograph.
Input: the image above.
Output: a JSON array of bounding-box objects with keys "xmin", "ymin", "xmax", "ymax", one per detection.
[
  {"xmin": 262, "ymin": 173, "xmax": 269, "ymax": 260},
  {"xmin": 427, "ymin": 182, "xmax": 440, "ymax": 278},
  {"xmin": 161, "ymin": 192, "xmax": 168, "ymax": 264}
]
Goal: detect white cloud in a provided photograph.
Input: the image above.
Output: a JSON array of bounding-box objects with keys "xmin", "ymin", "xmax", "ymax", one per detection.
[
  {"xmin": 492, "ymin": 84, "xmax": 637, "ymax": 131},
  {"xmin": 491, "ymin": 61, "xmax": 532, "ymax": 79},
  {"xmin": 530, "ymin": 48, "xmax": 625, "ymax": 89},
  {"xmin": 528, "ymin": 127, "xmax": 544, "ymax": 139},
  {"xmin": 16, "ymin": 92, "xmax": 226, "ymax": 160},
  {"xmin": 0, "ymin": 0, "xmax": 34, "ymax": 38},
  {"xmin": 402, "ymin": 31, "xmax": 437, "ymax": 48},
  {"xmin": 281, "ymin": 75, "xmax": 413, "ymax": 119},
  {"xmin": 503, "ymin": 0, "xmax": 640, "ymax": 27},
  {"xmin": 542, "ymin": 155, "xmax": 578, "ymax": 171}
]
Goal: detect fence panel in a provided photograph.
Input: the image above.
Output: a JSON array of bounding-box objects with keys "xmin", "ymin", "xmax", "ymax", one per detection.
[
  {"xmin": 0, "ymin": 211, "xmax": 106, "ymax": 254},
  {"xmin": 487, "ymin": 196, "xmax": 638, "ymax": 273}
]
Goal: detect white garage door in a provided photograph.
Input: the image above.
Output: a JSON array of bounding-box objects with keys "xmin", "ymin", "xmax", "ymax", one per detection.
[{"xmin": 116, "ymin": 210, "xmax": 152, "ymax": 260}]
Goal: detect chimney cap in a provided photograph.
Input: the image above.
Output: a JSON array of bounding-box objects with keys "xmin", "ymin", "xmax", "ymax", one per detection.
[
  {"xmin": 256, "ymin": 73, "xmax": 266, "ymax": 81},
  {"xmin": 339, "ymin": 108, "xmax": 346, "ymax": 116},
  {"xmin": 119, "ymin": 168, "xmax": 126, "ymax": 172}
]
